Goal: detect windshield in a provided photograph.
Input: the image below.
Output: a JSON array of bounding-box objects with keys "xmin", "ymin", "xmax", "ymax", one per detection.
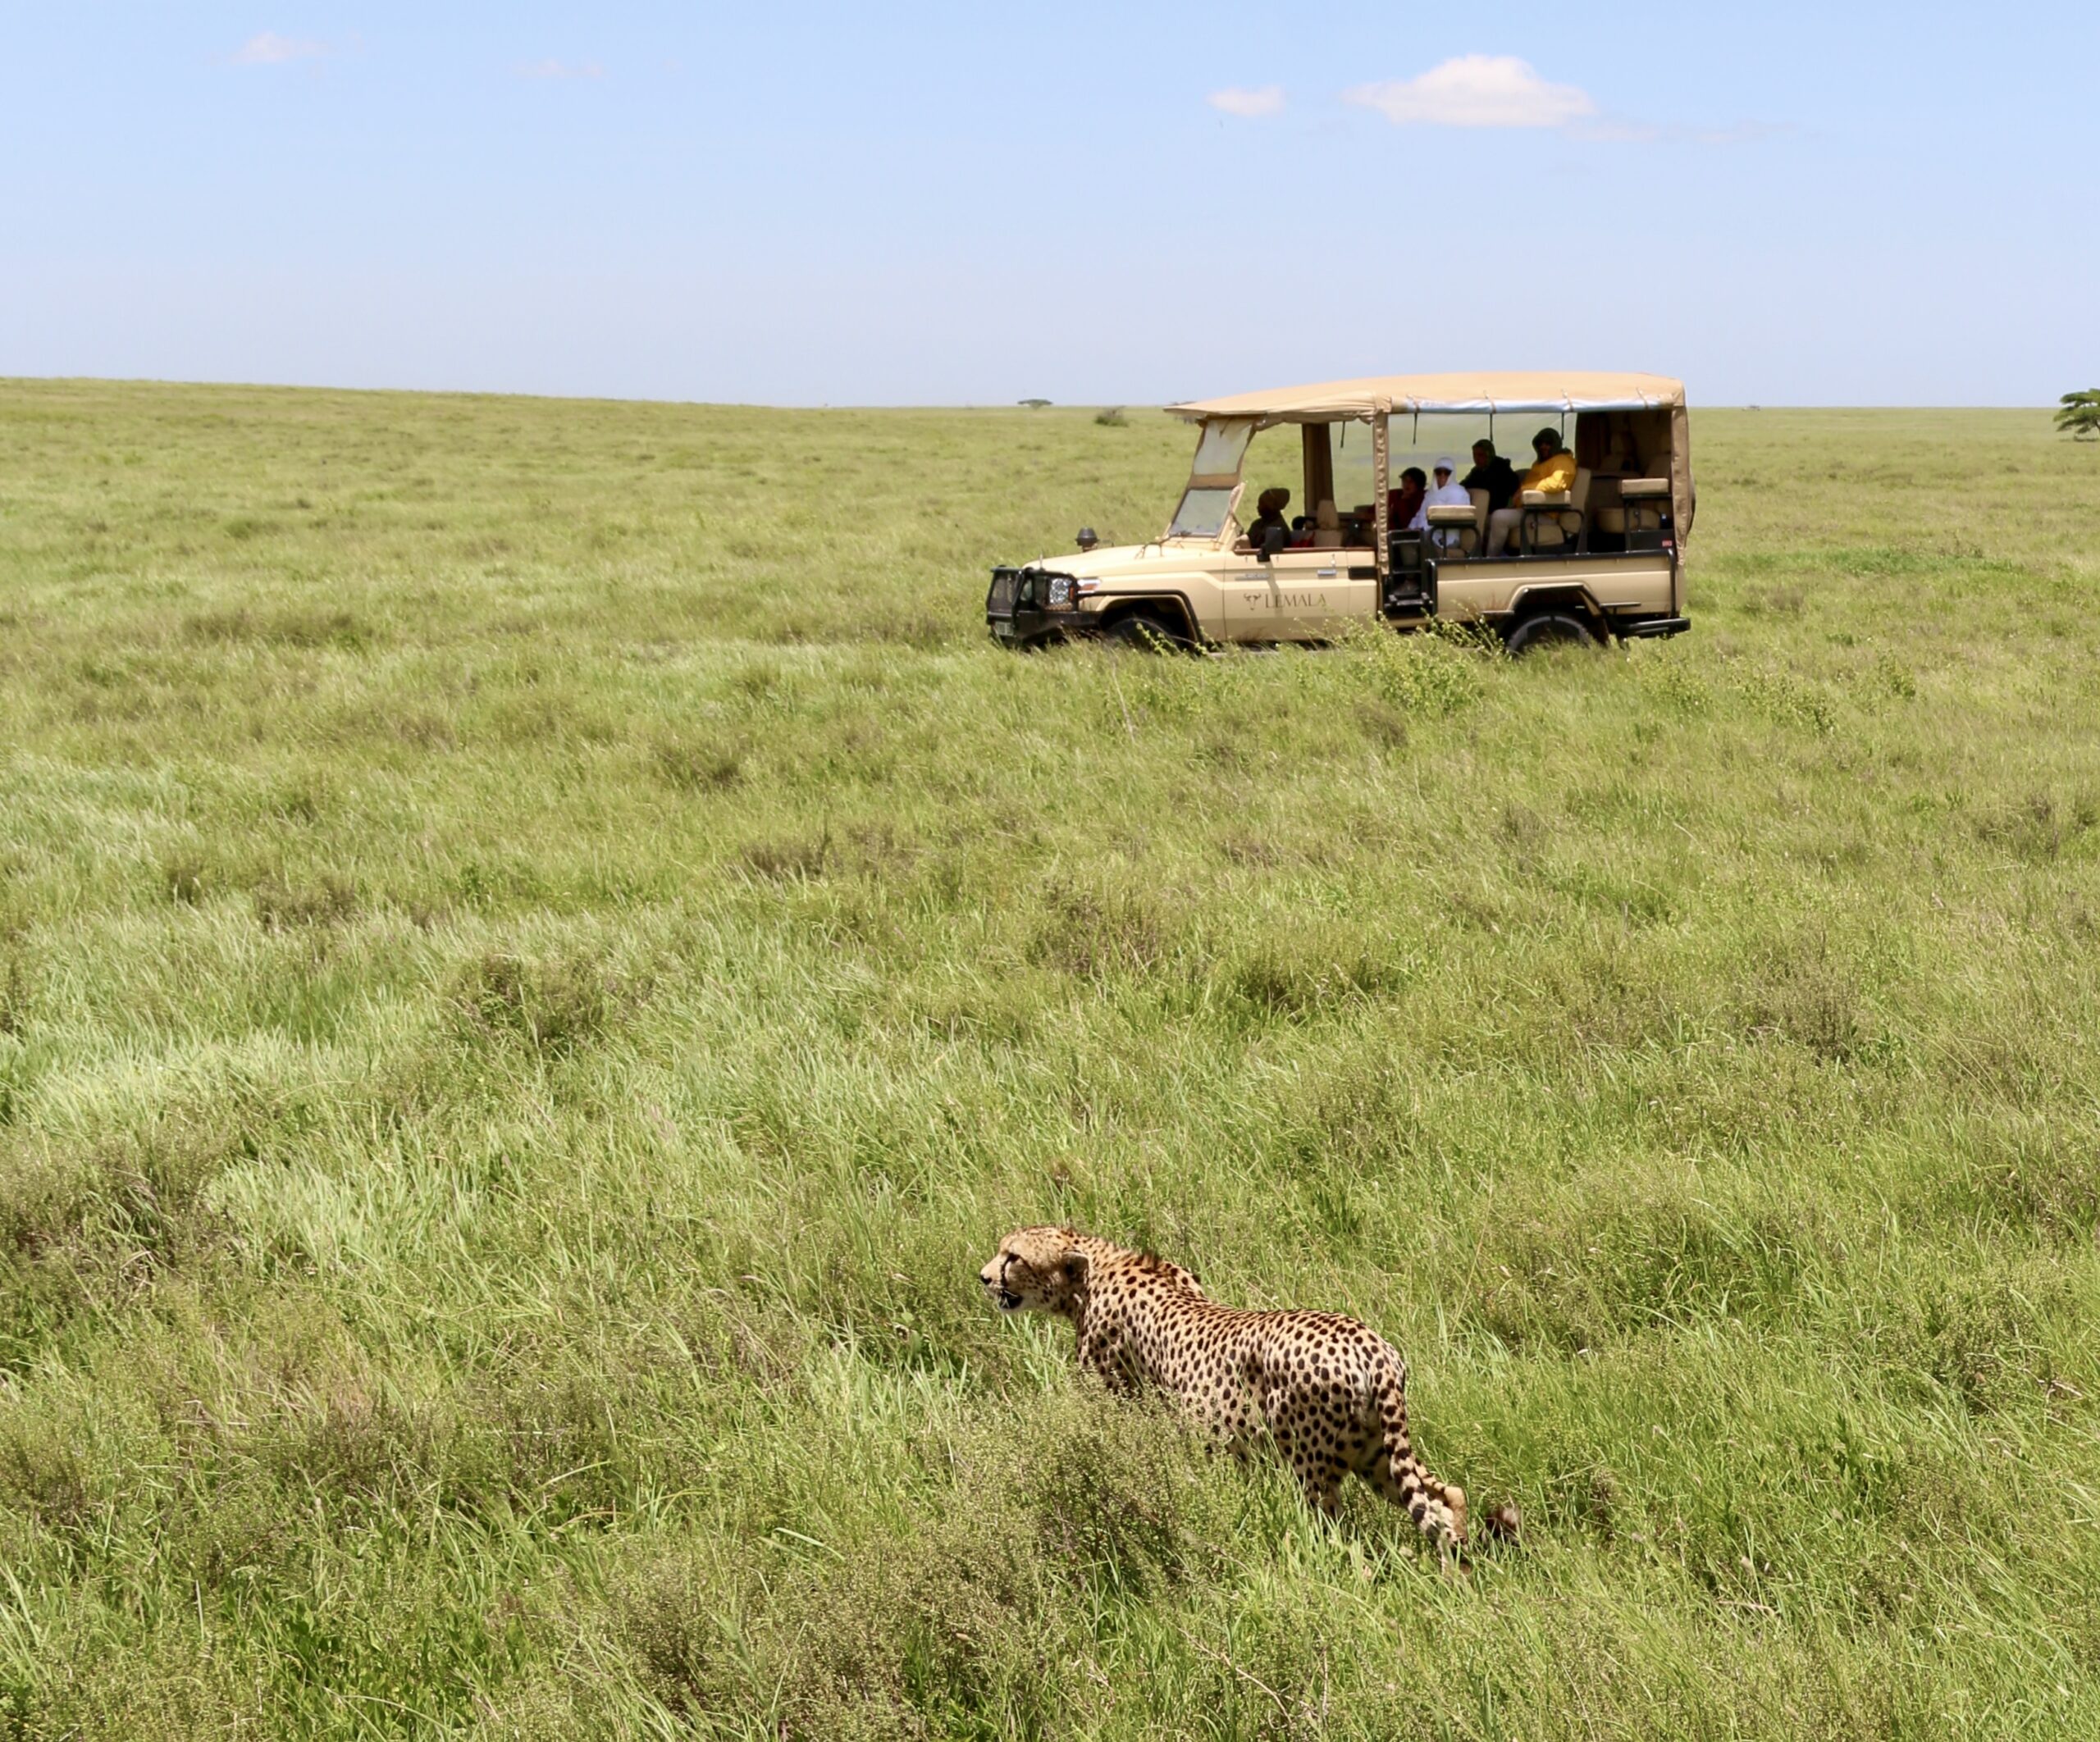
[{"xmin": 1166, "ymin": 486, "xmax": 1236, "ymax": 540}]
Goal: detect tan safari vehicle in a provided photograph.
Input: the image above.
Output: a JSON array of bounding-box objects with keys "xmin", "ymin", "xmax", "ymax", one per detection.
[{"xmin": 985, "ymin": 370, "xmax": 1694, "ymax": 654}]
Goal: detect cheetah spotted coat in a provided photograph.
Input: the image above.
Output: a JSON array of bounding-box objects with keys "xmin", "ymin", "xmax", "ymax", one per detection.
[{"xmin": 981, "ymin": 1226, "xmax": 1472, "ymax": 1551}]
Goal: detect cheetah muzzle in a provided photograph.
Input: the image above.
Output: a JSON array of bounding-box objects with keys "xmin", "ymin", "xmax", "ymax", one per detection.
[{"xmin": 979, "ymin": 1224, "xmax": 1517, "ymax": 1557}]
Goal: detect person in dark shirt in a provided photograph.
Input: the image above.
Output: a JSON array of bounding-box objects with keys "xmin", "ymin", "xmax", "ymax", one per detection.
[
  {"xmin": 1460, "ymin": 440, "xmax": 1521, "ymax": 513},
  {"xmin": 1387, "ymin": 466, "xmax": 1427, "ymax": 532},
  {"xmin": 1244, "ymin": 486, "xmax": 1292, "ymax": 550}
]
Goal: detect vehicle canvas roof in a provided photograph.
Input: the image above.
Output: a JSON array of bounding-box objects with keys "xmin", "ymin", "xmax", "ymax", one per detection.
[{"xmin": 1168, "ymin": 371, "xmax": 1685, "ymax": 423}]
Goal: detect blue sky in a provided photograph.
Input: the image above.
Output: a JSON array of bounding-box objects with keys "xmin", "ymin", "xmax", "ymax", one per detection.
[{"xmin": 2, "ymin": 3, "xmax": 2093, "ymax": 405}]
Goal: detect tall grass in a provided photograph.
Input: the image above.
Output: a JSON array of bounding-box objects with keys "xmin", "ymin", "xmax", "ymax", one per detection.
[{"xmin": 1, "ymin": 381, "xmax": 2098, "ymax": 1737}]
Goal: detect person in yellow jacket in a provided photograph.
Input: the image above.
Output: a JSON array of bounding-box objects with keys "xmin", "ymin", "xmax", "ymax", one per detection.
[{"xmin": 1486, "ymin": 426, "xmax": 1578, "ymax": 557}]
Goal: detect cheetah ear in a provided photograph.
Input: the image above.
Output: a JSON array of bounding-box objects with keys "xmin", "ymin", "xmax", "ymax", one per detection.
[{"xmin": 1061, "ymin": 1248, "xmax": 1089, "ymax": 1282}]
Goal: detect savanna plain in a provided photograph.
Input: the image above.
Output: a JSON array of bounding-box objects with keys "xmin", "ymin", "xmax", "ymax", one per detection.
[{"xmin": 2, "ymin": 381, "xmax": 2098, "ymax": 1740}]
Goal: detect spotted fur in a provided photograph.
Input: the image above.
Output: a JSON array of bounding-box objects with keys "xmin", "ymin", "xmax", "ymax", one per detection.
[{"xmin": 981, "ymin": 1225, "xmax": 1497, "ymax": 1554}]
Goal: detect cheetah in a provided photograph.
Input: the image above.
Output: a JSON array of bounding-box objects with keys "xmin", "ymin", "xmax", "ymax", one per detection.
[{"xmin": 980, "ymin": 1225, "xmax": 1512, "ymax": 1555}]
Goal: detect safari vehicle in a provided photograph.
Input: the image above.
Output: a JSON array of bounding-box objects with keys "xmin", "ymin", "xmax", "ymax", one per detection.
[{"xmin": 984, "ymin": 371, "xmax": 1694, "ymax": 654}]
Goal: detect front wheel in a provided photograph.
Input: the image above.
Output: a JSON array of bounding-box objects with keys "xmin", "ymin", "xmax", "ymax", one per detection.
[
  {"xmin": 1503, "ymin": 612, "xmax": 1600, "ymax": 657},
  {"xmin": 1102, "ymin": 612, "xmax": 1192, "ymax": 653}
]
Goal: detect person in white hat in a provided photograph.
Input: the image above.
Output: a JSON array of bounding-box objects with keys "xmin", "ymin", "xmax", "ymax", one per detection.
[{"xmin": 1422, "ymin": 455, "xmax": 1473, "ymax": 548}]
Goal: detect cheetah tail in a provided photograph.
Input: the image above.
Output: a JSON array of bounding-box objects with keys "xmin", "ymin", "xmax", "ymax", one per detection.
[{"xmin": 1375, "ymin": 1361, "xmax": 1518, "ymax": 1553}]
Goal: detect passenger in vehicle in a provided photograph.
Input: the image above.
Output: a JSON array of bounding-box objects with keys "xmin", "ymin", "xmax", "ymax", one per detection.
[
  {"xmin": 1388, "ymin": 466, "xmax": 1427, "ymax": 532},
  {"xmin": 1422, "ymin": 457, "xmax": 1472, "ymax": 547},
  {"xmin": 1461, "ymin": 440, "xmax": 1521, "ymax": 513},
  {"xmin": 1244, "ymin": 486, "xmax": 1292, "ymax": 550},
  {"xmin": 1425, "ymin": 457, "xmax": 1469, "ymax": 511},
  {"xmin": 1486, "ymin": 428, "xmax": 1578, "ymax": 558},
  {"xmin": 1520, "ymin": 427, "xmax": 1578, "ymax": 495}
]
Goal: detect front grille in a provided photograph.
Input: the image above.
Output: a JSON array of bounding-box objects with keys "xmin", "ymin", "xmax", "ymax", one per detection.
[{"xmin": 986, "ymin": 569, "xmax": 1019, "ymax": 618}]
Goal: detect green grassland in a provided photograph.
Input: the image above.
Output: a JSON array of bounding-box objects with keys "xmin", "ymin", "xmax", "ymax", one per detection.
[{"xmin": 2, "ymin": 380, "xmax": 2098, "ymax": 1739}]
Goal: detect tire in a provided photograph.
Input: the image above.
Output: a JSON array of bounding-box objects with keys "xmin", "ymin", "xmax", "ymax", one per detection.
[
  {"xmin": 1102, "ymin": 611, "xmax": 1190, "ymax": 653},
  {"xmin": 1503, "ymin": 612, "xmax": 1600, "ymax": 657}
]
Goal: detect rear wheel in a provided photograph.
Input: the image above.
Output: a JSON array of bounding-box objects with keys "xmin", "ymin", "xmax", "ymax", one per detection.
[
  {"xmin": 1503, "ymin": 612, "xmax": 1599, "ymax": 657},
  {"xmin": 1102, "ymin": 611, "xmax": 1191, "ymax": 653}
]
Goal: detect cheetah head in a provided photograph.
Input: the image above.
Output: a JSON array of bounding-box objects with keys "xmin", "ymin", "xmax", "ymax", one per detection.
[{"xmin": 980, "ymin": 1227, "xmax": 1088, "ymax": 1316}]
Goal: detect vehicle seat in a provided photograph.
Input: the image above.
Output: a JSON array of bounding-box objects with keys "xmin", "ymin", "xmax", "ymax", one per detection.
[
  {"xmin": 1595, "ymin": 474, "xmax": 1668, "ymax": 536},
  {"xmin": 1426, "ymin": 487, "xmax": 1486, "ymax": 558},
  {"xmin": 1589, "ymin": 474, "xmax": 1623, "ymax": 534},
  {"xmin": 1617, "ymin": 477, "xmax": 1670, "ymax": 550},
  {"xmin": 1312, "ymin": 499, "xmax": 1343, "ymax": 550},
  {"xmin": 1592, "ymin": 466, "xmax": 1664, "ymax": 536}
]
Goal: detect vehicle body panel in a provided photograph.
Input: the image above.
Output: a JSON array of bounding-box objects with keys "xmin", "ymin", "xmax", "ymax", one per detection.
[{"xmin": 1226, "ymin": 550, "xmax": 1376, "ymax": 638}]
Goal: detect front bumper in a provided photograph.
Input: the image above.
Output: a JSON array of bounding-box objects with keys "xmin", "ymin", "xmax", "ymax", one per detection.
[{"xmin": 986, "ymin": 566, "xmax": 1081, "ymax": 645}]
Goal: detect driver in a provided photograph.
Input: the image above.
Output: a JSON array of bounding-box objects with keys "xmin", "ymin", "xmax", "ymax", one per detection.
[{"xmin": 1244, "ymin": 486, "xmax": 1292, "ymax": 550}]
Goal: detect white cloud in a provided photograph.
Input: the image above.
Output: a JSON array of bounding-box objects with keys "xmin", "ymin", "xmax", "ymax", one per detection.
[
  {"xmin": 231, "ymin": 30, "xmax": 329, "ymax": 66},
  {"xmin": 515, "ymin": 58, "xmax": 605, "ymax": 80},
  {"xmin": 1208, "ymin": 85, "xmax": 1285, "ymax": 119},
  {"xmin": 1344, "ymin": 55, "xmax": 1593, "ymax": 130}
]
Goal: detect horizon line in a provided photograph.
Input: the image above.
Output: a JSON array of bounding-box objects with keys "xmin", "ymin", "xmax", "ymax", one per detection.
[{"xmin": 0, "ymin": 373, "xmax": 2064, "ymax": 414}]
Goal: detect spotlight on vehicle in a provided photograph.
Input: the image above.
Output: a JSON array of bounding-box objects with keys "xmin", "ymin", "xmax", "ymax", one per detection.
[{"xmin": 1075, "ymin": 526, "xmax": 1098, "ymax": 552}]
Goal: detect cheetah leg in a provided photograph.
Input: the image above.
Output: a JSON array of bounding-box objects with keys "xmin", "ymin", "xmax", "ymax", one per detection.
[
  {"xmin": 1079, "ymin": 1328, "xmax": 1144, "ymax": 1397},
  {"xmin": 1278, "ymin": 1434, "xmax": 1344, "ymax": 1516},
  {"xmin": 1211, "ymin": 1404, "xmax": 1256, "ymax": 1460}
]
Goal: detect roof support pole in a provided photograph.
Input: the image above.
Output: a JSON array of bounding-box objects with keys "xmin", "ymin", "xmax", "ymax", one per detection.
[
  {"xmin": 1302, "ymin": 422, "xmax": 1335, "ymax": 517},
  {"xmin": 1372, "ymin": 409, "xmax": 1390, "ymax": 582}
]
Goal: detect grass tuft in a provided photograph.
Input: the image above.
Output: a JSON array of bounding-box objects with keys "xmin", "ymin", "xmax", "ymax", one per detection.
[{"xmin": 450, "ymin": 947, "xmax": 636, "ymax": 1056}]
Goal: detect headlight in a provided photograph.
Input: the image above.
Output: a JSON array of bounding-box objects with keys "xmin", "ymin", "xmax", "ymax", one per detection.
[{"xmin": 1046, "ymin": 574, "xmax": 1075, "ymax": 609}]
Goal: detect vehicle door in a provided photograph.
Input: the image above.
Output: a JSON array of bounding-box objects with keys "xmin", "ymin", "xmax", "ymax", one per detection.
[{"xmin": 1226, "ymin": 548, "xmax": 1377, "ymax": 640}]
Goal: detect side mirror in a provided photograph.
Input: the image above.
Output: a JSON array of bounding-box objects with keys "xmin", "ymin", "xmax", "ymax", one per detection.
[{"xmin": 1261, "ymin": 525, "xmax": 1290, "ymax": 559}]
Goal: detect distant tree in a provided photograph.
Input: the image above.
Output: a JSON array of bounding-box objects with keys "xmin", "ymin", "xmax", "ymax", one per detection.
[
  {"xmin": 1018, "ymin": 398, "xmax": 1052, "ymax": 409},
  {"xmin": 2057, "ymin": 389, "xmax": 2100, "ymax": 440},
  {"xmin": 1093, "ymin": 406, "xmax": 1128, "ymax": 427}
]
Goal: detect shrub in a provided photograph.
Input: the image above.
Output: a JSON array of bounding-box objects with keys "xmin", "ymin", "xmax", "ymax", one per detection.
[
  {"xmin": 653, "ymin": 735, "xmax": 745, "ymax": 792},
  {"xmin": 162, "ymin": 851, "xmax": 208, "ymax": 905},
  {"xmin": 450, "ymin": 947, "xmax": 635, "ymax": 1055},
  {"xmin": 1344, "ymin": 620, "xmax": 1483, "ymax": 718},
  {"xmin": 252, "ymin": 871, "xmax": 359, "ymax": 929}
]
